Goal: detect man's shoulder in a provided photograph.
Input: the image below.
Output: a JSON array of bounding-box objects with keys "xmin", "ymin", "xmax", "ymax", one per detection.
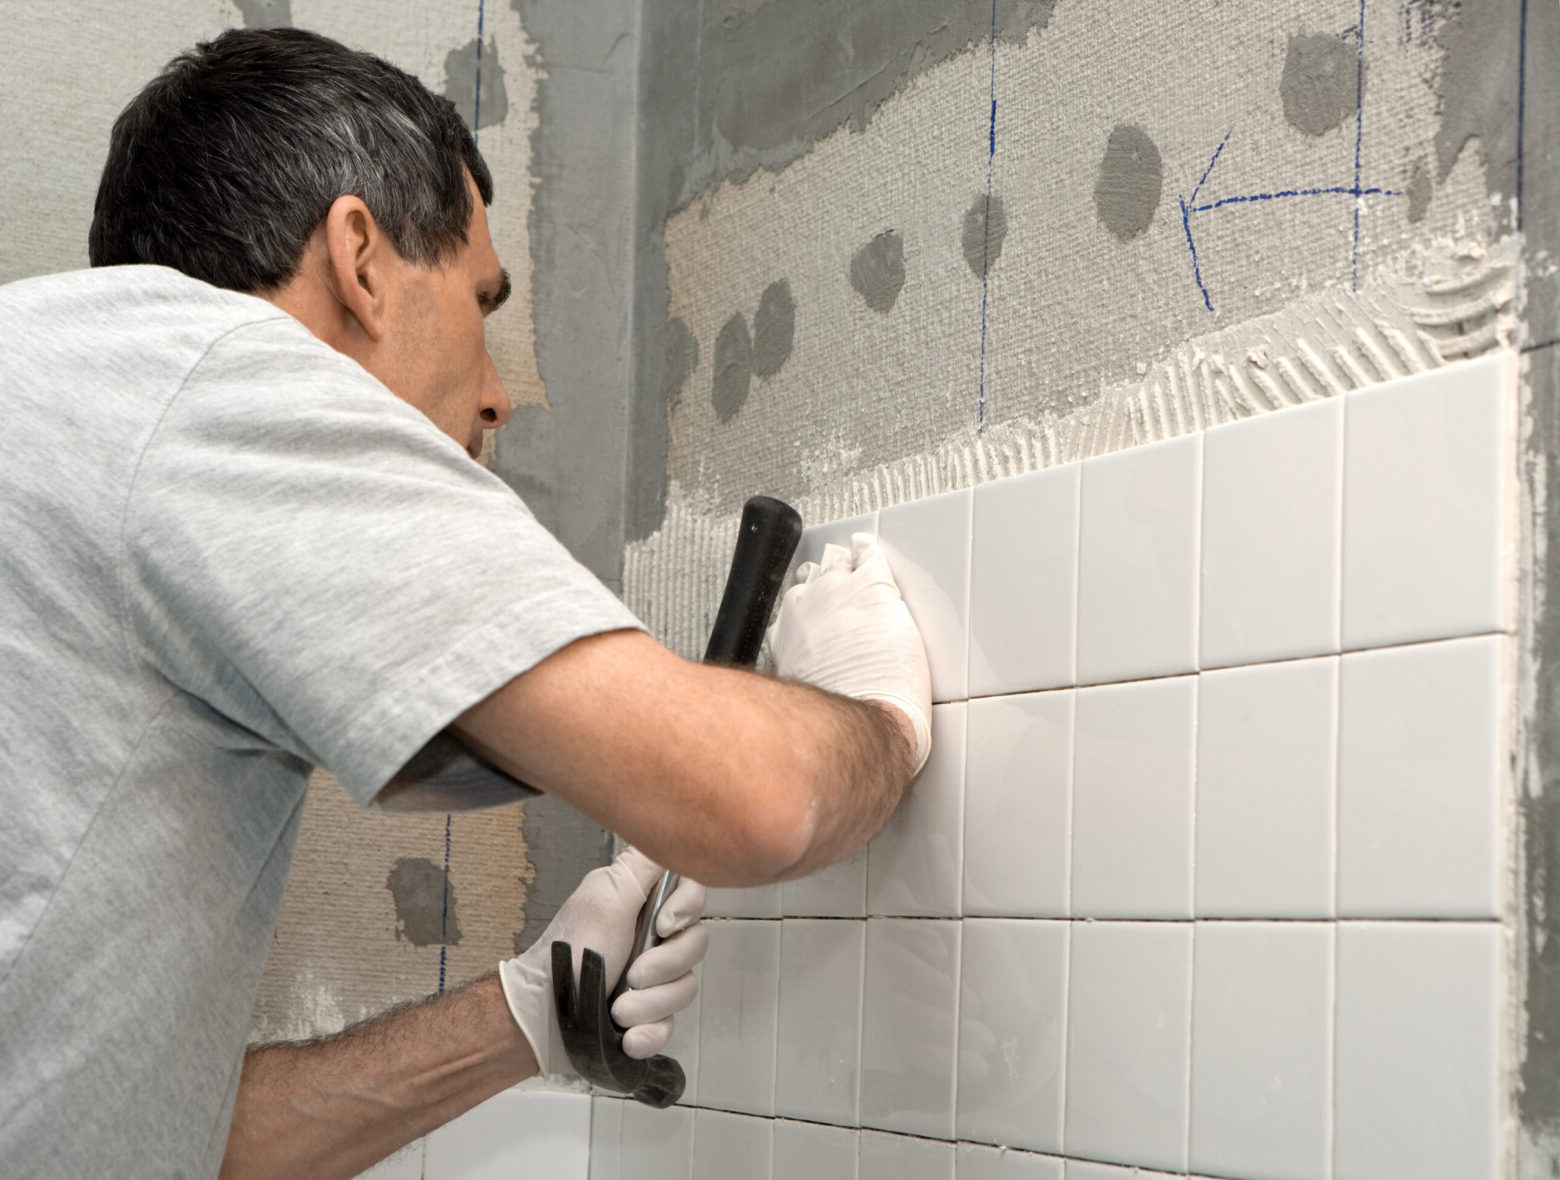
[{"xmin": 0, "ymin": 264, "xmax": 283, "ymax": 325}]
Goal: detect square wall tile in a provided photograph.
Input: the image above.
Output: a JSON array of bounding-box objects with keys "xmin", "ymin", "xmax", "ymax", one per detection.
[
  {"xmin": 880, "ymin": 488, "xmax": 973, "ymax": 703},
  {"xmin": 661, "ymin": 975, "xmax": 701, "ymax": 1107},
  {"xmin": 859, "ymin": 1132, "xmax": 956, "ymax": 1180},
  {"xmin": 1190, "ymin": 922, "xmax": 1332, "ymax": 1180},
  {"xmin": 1076, "ymin": 433, "xmax": 1202, "ymax": 685},
  {"xmin": 776, "ymin": 919, "xmax": 866, "ymax": 1125},
  {"xmin": 957, "ymin": 920, "xmax": 1068, "ymax": 1153},
  {"xmin": 1062, "ymin": 1165, "xmax": 1141, "ymax": 1180},
  {"xmin": 1335, "ymin": 923, "xmax": 1504, "ymax": 1180},
  {"xmin": 1337, "ymin": 636, "xmax": 1506, "ymax": 918},
  {"xmin": 868, "ymin": 703, "xmax": 966, "ymax": 917},
  {"xmin": 1342, "ymin": 352, "xmax": 1516, "ymax": 648},
  {"xmin": 697, "ymin": 919, "xmax": 781, "ymax": 1116},
  {"xmin": 590, "ymin": 1098, "xmax": 623, "ymax": 1180},
  {"xmin": 620, "ymin": 1101, "xmax": 693, "ymax": 1180},
  {"xmin": 963, "ymin": 691, "xmax": 1072, "ymax": 918},
  {"xmin": 773, "ymin": 1121, "xmax": 858, "ymax": 1180},
  {"xmin": 1072, "ymin": 678, "xmax": 1196, "ymax": 919},
  {"xmin": 1195, "ymin": 658, "xmax": 1337, "ymax": 918},
  {"xmin": 1201, "ymin": 397, "xmax": 1342, "ymax": 667},
  {"xmin": 693, "ymin": 1109, "xmax": 772, "ymax": 1180},
  {"xmin": 969, "ymin": 464, "xmax": 1080, "ymax": 696},
  {"xmin": 705, "ymin": 885, "xmax": 783, "ymax": 919},
  {"xmin": 425, "ymin": 1090, "xmax": 589, "ymax": 1180},
  {"xmin": 956, "ymin": 1143, "xmax": 1063, "ymax": 1180},
  {"xmin": 783, "ymin": 846, "xmax": 867, "ymax": 917},
  {"xmin": 861, "ymin": 919, "xmax": 962, "ymax": 1140},
  {"xmin": 1065, "ymin": 921, "xmax": 1193, "ymax": 1173}
]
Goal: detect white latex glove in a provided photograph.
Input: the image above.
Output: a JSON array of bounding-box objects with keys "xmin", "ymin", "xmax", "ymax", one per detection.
[
  {"xmin": 767, "ymin": 532, "xmax": 932, "ymax": 773},
  {"xmin": 498, "ymin": 847, "xmax": 708, "ymax": 1076}
]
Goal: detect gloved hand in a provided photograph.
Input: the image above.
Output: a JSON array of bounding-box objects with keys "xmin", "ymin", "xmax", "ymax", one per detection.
[
  {"xmin": 498, "ymin": 847, "xmax": 708, "ymax": 1076},
  {"xmin": 767, "ymin": 532, "xmax": 932, "ymax": 773}
]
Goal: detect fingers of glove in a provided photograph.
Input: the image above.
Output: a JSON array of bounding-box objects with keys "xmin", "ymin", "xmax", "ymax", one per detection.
[
  {"xmin": 606, "ymin": 847, "xmax": 666, "ymax": 900},
  {"xmin": 620, "ymin": 1016, "xmax": 675, "ymax": 1061},
  {"xmin": 656, "ymin": 877, "xmax": 706, "ymax": 937},
  {"xmin": 849, "ymin": 531, "xmax": 876, "ymax": 564},
  {"xmin": 847, "ymin": 537, "xmax": 904, "ymax": 593},
  {"xmin": 626, "ymin": 922, "xmax": 708, "ymax": 990},
  {"xmin": 794, "ymin": 560, "xmax": 821, "ymax": 586},
  {"xmin": 611, "ymin": 970, "xmax": 699, "ymax": 1030},
  {"xmin": 818, "ymin": 542, "xmax": 852, "ymax": 576}
]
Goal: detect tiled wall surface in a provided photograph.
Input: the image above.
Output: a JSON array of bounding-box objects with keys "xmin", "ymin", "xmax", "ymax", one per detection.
[
  {"xmin": 594, "ymin": 352, "xmax": 1519, "ymax": 1180},
  {"xmin": 354, "ymin": 1089, "xmax": 590, "ymax": 1179}
]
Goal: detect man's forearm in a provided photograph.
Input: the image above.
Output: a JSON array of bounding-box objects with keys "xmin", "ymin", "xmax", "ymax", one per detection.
[{"xmin": 220, "ymin": 974, "xmax": 537, "ymax": 1180}]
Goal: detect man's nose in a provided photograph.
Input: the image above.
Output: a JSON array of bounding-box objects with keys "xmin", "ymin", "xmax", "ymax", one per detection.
[{"xmin": 479, "ymin": 353, "xmax": 512, "ymax": 430}]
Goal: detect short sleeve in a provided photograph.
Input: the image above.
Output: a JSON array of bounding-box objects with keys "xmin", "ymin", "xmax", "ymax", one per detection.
[{"xmin": 122, "ymin": 318, "xmax": 643, "ymax": 804}]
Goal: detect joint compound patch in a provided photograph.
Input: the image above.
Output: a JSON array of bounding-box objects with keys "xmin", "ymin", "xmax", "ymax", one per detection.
[
  {"xmin": 964, "ymin": 192, "xmax": 1008, "ymax": 277},
  {"xmin": 234, "ymin": 0, "xmax": 291, "ymax": 28},
  {"xmin": 444, "ymin": 36, "xmax": 509, "ymax": 131},
  {"xmin": 665, "ymin": 317, "xmax": 700, "ymax": 408},
  {"xmin": 1280, "ymin": 33, "xmax": 1362, "ymax": 137},
  {"xmin": 850, "ymin": 230, "xmax": 906, "ymax": 312},
  {"xmin": 387, "ymin": 857, "xmax": 461, "ymax": 948},
  {"xmin": 1094, "ymin": 125, "xmax": 1163, "ymax": 241},
  {"xmin": 752, "ymin": 279, "xmax": 797, "ymax": 379},
  {"xmin": 712, "ymin": 312, "xmax": 754, "ymax": 422}
]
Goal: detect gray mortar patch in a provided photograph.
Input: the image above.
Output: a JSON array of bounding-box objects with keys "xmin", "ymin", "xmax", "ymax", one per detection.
[
  {"xmin": 752, "ymin": 280, "xmax": 797, "ymax": 378},
  {"xmin": 234, "ymin": 0, "xmax": 291, "ymax": 27},
  {"xmin": 1280, "ymin": 33, "xmax": 1362, "ymax": 137},
  {"xmin": 1434, "ymin": 0, "xmax": 1524, "ymax": 214},
  {"xmin": 669, "ymin": 0, "xmax": 1057, "ymax": 209},
  {"xmin": 851, "ymin": 231, "xmax": 906, "ymax": 313},
  {"xmin": 444, "ymin": 36, "xmax": 509, "ymax": 131},
  {"xmin": 386, "ymin": 857, "xmax": 460, "ymax": 948},
  {"xmin": 664, "ymin": 317, "xmax": 700, "ymax": 409},
  {"xmin": 1405, "ymin": 158, "xmax": 1433, "ymax": 224},
  {"xmin": 963, "ymin": 193, "xmax": 1008, "ymax": 277},
  {"xmin": 712, "ymin": 313, "xmax": 754, "ymax": 422},
  {"xmin": 1094, "ymin": 125, "xmax": 1163, "ymax": 242}
]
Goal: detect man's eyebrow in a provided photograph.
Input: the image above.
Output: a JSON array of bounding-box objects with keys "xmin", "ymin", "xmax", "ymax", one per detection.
[{"xmin": 480, "ymin": 269, "xmax": 512, "ymax": 314}]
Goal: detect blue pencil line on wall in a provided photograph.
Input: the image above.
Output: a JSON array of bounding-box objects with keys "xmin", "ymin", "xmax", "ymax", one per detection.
[
  {"xmin": 977, "ymin": 0, "xmax": 999, "ymax": 431},
  {"xmin": 1178, "ymin": 0, "xmax": 1402, "ymax": 313}
]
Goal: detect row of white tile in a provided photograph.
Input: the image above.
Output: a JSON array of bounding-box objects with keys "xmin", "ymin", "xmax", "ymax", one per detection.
[
  {"xmin": 354, "ymin": 1089, "xmax": 590, "ymax": 1180},
  {"xmin": 654, "ymin": 918, "xmax": 1505, "ymax": 1180},
  {"xmin": 803, "ymin": 355, "xmax": 1514, "ymax": 704},
  {"xmin": 714, "ymin": 634, "xmax": 1508, "ymax": 922}
]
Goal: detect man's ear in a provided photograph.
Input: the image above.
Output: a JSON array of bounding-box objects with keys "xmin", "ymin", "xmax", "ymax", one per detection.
[{"xmin": 322, "ymin": 194, "xmax": 392, "ymax": 343}]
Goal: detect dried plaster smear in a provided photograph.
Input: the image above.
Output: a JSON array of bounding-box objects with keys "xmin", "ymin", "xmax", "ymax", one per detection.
[{"xmin": 628, "ymin": 0, "xmax": 1520, "ymax": 659}]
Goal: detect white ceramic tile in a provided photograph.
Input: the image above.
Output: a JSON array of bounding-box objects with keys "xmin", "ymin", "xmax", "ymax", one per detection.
[
  {"xmin": 662, "ymin": 976, "xmax": 700, "ymax": 1107},
  {"xmin": 1342, "ymin": 352, "xmax": 1516, "ymax": 649},
  {"xmin": 859, "ymin": 1132, "xmax": 957, "ymax": 1180},
  {"xmin": 705, "ymin": 884, "xmax": 783, "ymax": 919},
  {"xmin": 590, "ymin": 1098, "xmax": 623, "ymax": 1180},
  {"xmin": 1335, "ymin": 922, "xmax": 1504, "ymax": 1180},
  {"xmin": 860, "ymin": 918, "xmax": 962, "ymax": 1140},
  {"xmin": 783, "ymin": 845, "xmax": 868, "ymax": 917},
  {"xmin": 775, "ymin": 919, "xmax": 865, "ymax": 1125},
  {"xmin": 880, "ymin": 488, "xmax": 973, "ymax": 703},
  {"xmin": 1071, "ymin": 678, "xmax": 1196, "ymax": 919},
  {"xmin": 956, "ymin": 919, "xmax": 1068, "ymax": 1153},
  {"xmin": 697, "ymin": 919, "xmax": 781, "ymax": 1116},
  {"xmin": 620, "ymin": 1100, "xmax": 694, "ymax": 1180},
  {"xmin": 1065, "ymin": 921, "xmax": 1193, "ymax": 1173},
  {"xmin": 955, "ymin": 1143, "xmax": 1064, "ymax": 1180},
  {"xmin": 969, "ymin": 464, "xmax": 1080, "ymax": 696},
  {"xmin": 425, "ymin": 1090, "xmax": 589, "ymax": 1180},
  {"xmin": 1195, "ymin": 658, "xmax": 1337, "ymax": 918},
  {"xmin": 693, "ymin": 1109, "xmax": 773, "ymax": 1180},
  {"xmin": 963, "ymin": 691, "xmax": 1072, "ymax": 918},
  {"xmin": 1076, "ymin": 434, "xmax": 1202, "ymax": 685},
  {"xmin": 773, "ymin": 1121, "xmax": 858, "ymax": 1180},
  {"xmin": 356, "ymin": 1140, "xmax": 425, "ymax": 1179},
  {"xmin": 1189, "ymin": 922, "xmax": 1332, "ymax": 1180},
  {"xmin": 1062, "ymin": 1165, "xmax": 1141, "ymax": 1180},
  {"xmin": 868, "ymin": 703, "xmax": 966, "ymax": 916},
  {"xmin": 1201, "ymin": 397, "xmax": 1342, "ymax": 667},
  {"xmin": 1337, "ymin": 636, "xmax": 1506, "ymax": 918}
]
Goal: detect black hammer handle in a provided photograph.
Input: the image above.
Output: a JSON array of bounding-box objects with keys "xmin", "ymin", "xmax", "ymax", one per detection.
[{"xmin": 703, "ymin": 495, "xmax": 805, "ymax": 666}]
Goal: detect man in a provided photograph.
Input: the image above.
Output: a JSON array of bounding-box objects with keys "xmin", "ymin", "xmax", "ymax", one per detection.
[{"xmin": 0, "ymin": 25, "xmax": 931, "ymax": 1180}]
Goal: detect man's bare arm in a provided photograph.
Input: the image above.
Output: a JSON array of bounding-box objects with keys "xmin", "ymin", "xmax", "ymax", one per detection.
[
  {"xmin": 220, "ymin": 975, "xmax": 534, "ymax": 1180},
  {"xmin": 455, "ymin": 630, "xmax": 916, "ymax": 888}
]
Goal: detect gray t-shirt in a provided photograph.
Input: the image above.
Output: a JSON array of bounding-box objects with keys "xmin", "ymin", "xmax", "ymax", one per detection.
[{"xmin": 0, "ymin": 265, "xmax": 642, "ymax": 1178}]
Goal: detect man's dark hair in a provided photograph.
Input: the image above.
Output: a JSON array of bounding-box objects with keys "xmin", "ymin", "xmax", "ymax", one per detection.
[{"xmin": 89, "ymin": 27, "xmax": 494, "ymax": 292}]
